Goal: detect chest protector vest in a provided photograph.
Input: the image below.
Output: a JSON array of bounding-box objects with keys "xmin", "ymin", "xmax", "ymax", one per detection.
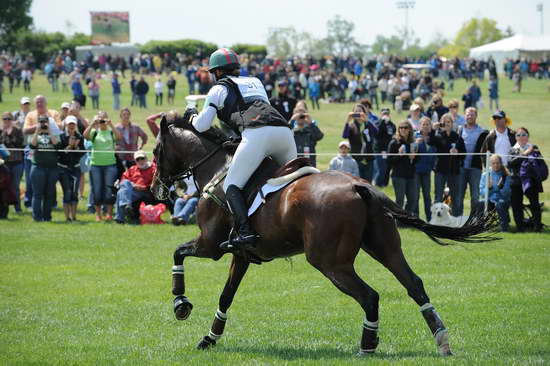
[{"xmin": 212, "ymin": 76, "xmax": 289, "ymax": 134}]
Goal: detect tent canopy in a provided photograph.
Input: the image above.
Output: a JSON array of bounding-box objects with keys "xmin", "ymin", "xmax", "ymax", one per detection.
[{"xmin": 470, "ymin": 35, "xmax": 550, "ymax": 72}]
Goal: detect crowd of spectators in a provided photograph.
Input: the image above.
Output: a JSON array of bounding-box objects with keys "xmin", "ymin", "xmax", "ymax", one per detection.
[{"xmin": 0, "ymin": 49, "xmax": 547, "ymax": 232}]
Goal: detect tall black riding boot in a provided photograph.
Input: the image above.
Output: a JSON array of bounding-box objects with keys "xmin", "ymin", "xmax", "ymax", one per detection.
[{"xmin": 219, "ymin": 185, "xmax": 260, "ymax": 251}]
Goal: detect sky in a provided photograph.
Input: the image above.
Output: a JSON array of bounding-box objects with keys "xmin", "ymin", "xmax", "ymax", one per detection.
[{"xmin": 30, "ymin": 0, "xmax": 549, "ymax": 47}]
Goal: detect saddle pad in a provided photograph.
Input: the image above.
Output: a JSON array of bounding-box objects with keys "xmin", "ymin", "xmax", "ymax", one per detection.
[{"xmin": 247, "ymin": 180, "xmax": 292, "ymax": 217}]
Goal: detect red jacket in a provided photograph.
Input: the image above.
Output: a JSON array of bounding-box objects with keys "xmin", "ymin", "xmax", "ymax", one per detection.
[{"xmin": 121, "ymin": 162, "xmax": 156, "ymax": 190}]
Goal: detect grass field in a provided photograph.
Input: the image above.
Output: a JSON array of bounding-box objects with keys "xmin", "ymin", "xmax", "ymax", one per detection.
[{"xmin": 1, "ymin": 72, "xmax": 549, "ymax": 365}]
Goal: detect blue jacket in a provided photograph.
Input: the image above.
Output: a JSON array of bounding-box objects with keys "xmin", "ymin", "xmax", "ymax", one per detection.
[
  {"xmin": 415, "ymin": 139, "xmax": 436, "ymax": 174},
  {"xmin": 479, "ymin": 171, "xmax": 511, "ymax": 203},
  {"xmin": 111, "ymin": 78, "xmax": 121, "ymax": 94}
]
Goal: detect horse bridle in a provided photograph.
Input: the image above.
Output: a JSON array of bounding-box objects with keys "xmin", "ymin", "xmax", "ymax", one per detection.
[{"xmin": 154, "ymin": 133, "xmax": 224, "ymax": 200}]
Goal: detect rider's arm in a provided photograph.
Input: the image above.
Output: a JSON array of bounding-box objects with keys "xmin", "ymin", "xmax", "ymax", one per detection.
[{"xmin": 192, "ymin": 85, "xmax": 228, "ymax": 132}]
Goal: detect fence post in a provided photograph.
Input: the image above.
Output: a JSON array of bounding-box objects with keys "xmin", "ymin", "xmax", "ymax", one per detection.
[{"xmin": 484, "ymin": 151, "xmax": 491, "ymax": 212}]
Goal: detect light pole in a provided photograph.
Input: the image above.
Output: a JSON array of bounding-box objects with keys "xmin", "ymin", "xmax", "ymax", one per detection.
[
  {"xmin": 396, "ymin": 1, "xmax": 416, "ymax": 49},
  {"xmin": 537, "ymin": 3, "xmax": 544, "ymax": 35}
]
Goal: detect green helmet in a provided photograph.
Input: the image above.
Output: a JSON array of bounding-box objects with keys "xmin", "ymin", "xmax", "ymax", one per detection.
[{"xmin": 208, "ymin": 48, "xmax": 240, "ymax": 72}]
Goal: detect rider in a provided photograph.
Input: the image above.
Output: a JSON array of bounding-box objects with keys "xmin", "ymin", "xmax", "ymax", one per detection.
[{"xmin": 191, "ymin": 48, "xmax": 297, "ymax": 251}]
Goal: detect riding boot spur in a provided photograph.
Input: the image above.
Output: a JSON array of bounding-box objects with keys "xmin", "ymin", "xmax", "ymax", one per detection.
[{"xmin": 219, "ymin": 185, "xmax": 260, "ymax": 251}]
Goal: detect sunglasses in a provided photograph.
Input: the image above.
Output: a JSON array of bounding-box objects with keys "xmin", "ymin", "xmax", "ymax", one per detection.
[
  {"xmin": 99, "ymin": 120, "xmax": 106, "ymax": 124},
  {"xmin": 2, "ymin": 118, "xmax": 12, "ymax": 121},
  {"xmin": 515, "ymin": 133, "xmax": 528, "ymax": 137},
  {"xmin": 399, "ymin": 126, "xmax": 410, "ymax": 130},
  {"xmin": 136, "ymin": 157, "xmax": 146, "ymax": 161}
]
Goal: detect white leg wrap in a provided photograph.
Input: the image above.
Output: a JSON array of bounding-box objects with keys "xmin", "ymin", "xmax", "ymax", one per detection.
[
  {"xmin": 419, "ymin": 302, "xmax": 434, "ymax": 312},
  {"xmin": 215, "ymin": 309, "xmax": 227, "ymax": 322},
  {"xmin": 172, "ymin": 265, "xmax": 184, "ymax": 274},
  {"xmin": 208, "ymin": 330, "xmax": 222, "ymax": 341},
  {"xmin": 363, "ymin": 319, "xmax": 379, "ymax": 330}
]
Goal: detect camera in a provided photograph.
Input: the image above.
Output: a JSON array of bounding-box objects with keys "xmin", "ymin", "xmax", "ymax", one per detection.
[
  {"xmin": 298, "ymin": 114, "xmax": 306, "ymax": 119},
  {"xmin": 38, "ymin": 116, "xmax": 49, "ymax": 130},
  {"xmin": 351, "ymin": 113, "xmax": 361, "ymax": 118}
]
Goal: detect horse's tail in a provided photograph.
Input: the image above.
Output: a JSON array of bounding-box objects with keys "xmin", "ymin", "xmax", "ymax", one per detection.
[{"xmin": 355, "ymin": 184, "xmax": 501, "ymax": 246}]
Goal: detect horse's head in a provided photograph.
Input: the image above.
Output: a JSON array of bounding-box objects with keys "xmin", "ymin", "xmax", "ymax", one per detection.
[{"xmin": 151, "ymin": 108, "xmax": 229, "ymax": 200}]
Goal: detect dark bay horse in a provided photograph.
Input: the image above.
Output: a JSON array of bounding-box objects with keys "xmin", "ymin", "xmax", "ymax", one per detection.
[{"xmin": 151, "ymin": 113, "xmax": 498, "ymax": 356}]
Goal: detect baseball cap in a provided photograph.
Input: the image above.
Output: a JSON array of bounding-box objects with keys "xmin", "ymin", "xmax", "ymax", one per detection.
[
  {"xmin": 65, "ymin": 116, "xmax": 78, "ymax": 125},
  {"xmin": 410, "ymin": 104, "xmax": 421, "ymax": 112},
  {"xmin": 134, "ymin": 150, "xmax": 147, "ymax": 160},
  {"xmin": 277, "ymin": 80, "xmax": 288, "ymax": 86},
  {"xmin": 338, "ymin": 140, "xmax": 351, "ymax": 149},
  {"xmin": 61, "ymin": 102, "xmax": 71, "ymax": 109},
  {"xmin": 492, "ymin": 110, "xmax": 506, "ymax": 119},
  {"xmin": 20, "ymin": 97, "xmax": 31, "ymax": 104},
  {"xmin": 381, "ymin": 108, "xmax": 391, "ymax": 115}
]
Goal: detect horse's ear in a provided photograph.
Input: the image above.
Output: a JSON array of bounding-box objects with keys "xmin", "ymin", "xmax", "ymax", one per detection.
[{"xmin": 160, "ymin": 115, "xmax": 169, "ymax": 135}]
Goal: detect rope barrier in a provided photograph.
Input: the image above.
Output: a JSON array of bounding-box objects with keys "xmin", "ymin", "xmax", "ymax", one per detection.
[{"xmin": 1, "ymin": 147, "xmax": 549, "ymax": 161}]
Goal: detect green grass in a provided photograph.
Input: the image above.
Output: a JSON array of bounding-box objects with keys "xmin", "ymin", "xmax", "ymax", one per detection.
[{"xmin": 1, "ymin": 73, "xmax": 550, "ymax": 365}]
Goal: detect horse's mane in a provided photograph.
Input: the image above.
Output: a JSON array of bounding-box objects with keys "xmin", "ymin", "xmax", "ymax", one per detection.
[{"xmin": 169, "ymin": 108, "xmax": 231, "ymax": 146}]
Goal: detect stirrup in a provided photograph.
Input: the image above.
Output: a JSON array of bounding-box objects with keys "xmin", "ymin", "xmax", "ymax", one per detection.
[{"xmin": 219, "ymin": 233, "xmax": 259, "ymax": 252}]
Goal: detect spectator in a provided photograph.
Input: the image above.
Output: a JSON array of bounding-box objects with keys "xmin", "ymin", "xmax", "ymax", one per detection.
[
  {"xmin": 196, "ymin": 65, "xmax": 212, "ymax": 94},
  {"xmin": 488, "ymin": 75, "xmax": 499, "ymax": 111},
  {"xmin": 461, "ymin": 88, "xmax": 473, "ymax": 111},
  {"xmin": 374, "ymin": 108, "xmax": 396, "ymax": 187},
  {"xmin": 135, "ymin": 76, "xmax": 149, "ymax": 108},
  {"xmin": 290, "ymin": 105, "xmax": 324, "ymax": 167},
  {"xmin": 308, "ymin": 76, "xmax": 321, "ymax": 110},
  {"xmin": 115, "ymin": 108, "xmax": 148, "ymax": 171},
  {"xmin": 154, "ymin": 77, "xmax": 164, "ymax": 106},
  {"xmin": 425, "ymin": 95, "xmax": 449, "ymax": 123},
  {"xmin": 429, "ymin": 113, "xmax": 466, "ymax": 216},
  {"xmin": 468, "ymin": 80, "xmax": 482, "ymax": 108},
  {"xmin": 0, "ymin": 112, "xmax": 25, "ymax": 213},
  {"xmin": 21, "ymin": 67, "xmax": 32, "ymax": 92},
  {"xmin": 512, "ymin": 66, "xmax": 522, "ymax": 93},
  {"xmin": 479, "ymin": 154, "xmax": 511, "ymax": 232},
  {"xmin": 342, "ymin": 104, "xmax": 376, "ymax": 181},
  {"xmin": 115, "ymin": 150, "xmax": 157, "ymax": 224},
  {"xmin": 481, "ymin": 110, "xmax": 516, "ymax": 166},
  {"xmin": 83, "ymin": 111, "xmax": 122, "ymax": 221},
  {"xmin": 171, "ymin": 176, "xmax": 199, "ymax": 225},
  {"xmin": 111, "ymin": 73, "xmax": 121, "ymax": 110},
  {"xmin": 447, "ymin": 99, "xmax": 465, "ymax": 131},
  {"xmin": 508, "ymin": 127, "xmax": 544, "ymax": 232},
  {"xmin": 186, "ymin": 62, "xmax": 198, "ymax": 94},
  {"xmin": 387, "ymin": 120, "xmax": 419, "ymax": 215},
  {"xmin": 408, "ymin": 103, "xmax": 423, "ymax": 130},
  {"xmin": 130, "ymin": 74, "xmax": 138, "ymax": 107},
  {"xmin": 0, "ymin": 157, "xmax": 17, "ymax": 219},
  {"xmin": 66, "ymin": 101, "xmax": 90, "ymax": 199},
  {"xmin": 59, "ymin": 102, "xmax": 71, "ymax": 122},
  {"xmin": 71, "ymin": 75, "xmax": 85, "ymax": 108},
  {"xmin": 329, "ymin": 140, "xmax": 360, "ymax": 177},
  {"xmin": 146, "ymin": 112, "xmax": 162, "ymax": 138},
  {"xmin": 167, "ymin": 75, "xmax": 176, "ymax": 105},
  {"xmin": 457, "ymin": 107, "xmax": 488, "ymax": 216},
  {"xmin": 269, "ymin": 80, "xmax": 297, "ymax": 121},
  {"xmin": 13, "ymin": 97, "xmax": 31, "ymax": 129},
  {"xmin": 60, "ymin": 71, "xmax": 69, "ymax": 93},
  {"xmin": 413, "ymin": 117, "xmax": 436, "ymax": 221},
  {"xmin": 57, "ymin": 116, "xmax": 85, "ymax": 221},
  {"xmin": 29, "ymin": 115, "xmax": 61, "ymax": 222},
  {"xmin": 88, "ymin": 76, "xmax": 100, "ymax": 109}
]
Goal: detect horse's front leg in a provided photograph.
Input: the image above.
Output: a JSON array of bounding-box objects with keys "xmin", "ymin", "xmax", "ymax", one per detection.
[
  {"xmin": 172, "ymin": 238, "xmax": 204, "ymax": 320},
  {"xmin": 197, "ymin": 255, "xmax": 250, "ymax": 350}
]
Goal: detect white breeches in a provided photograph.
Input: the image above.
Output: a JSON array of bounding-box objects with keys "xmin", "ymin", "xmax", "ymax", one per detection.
[{"xmin": 223, "ymin": 126, "xmax": 297, "ymax": 192}]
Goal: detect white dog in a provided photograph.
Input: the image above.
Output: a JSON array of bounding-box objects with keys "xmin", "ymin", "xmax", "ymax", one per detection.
[{"xmin": 429, "ymin": 202, "xmax": 468, "ymax": 227}]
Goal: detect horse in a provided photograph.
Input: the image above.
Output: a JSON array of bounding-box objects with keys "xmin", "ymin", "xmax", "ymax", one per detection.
[{"xmin": 151, "ymin": 112, "xmax": 499, "ymax": 356}]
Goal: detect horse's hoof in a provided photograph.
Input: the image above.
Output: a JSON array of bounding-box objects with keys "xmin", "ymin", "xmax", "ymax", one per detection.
[
  {"xmin": 439, "ymin": 344, "xmax": 453, "ymax": 356},
  {"xmin": 174, "ymin": 295, "xmax": 193, "ymax": 320},
  {"xmin": 435, "ymin": 329, "xmax": 452, "ymax": 356},
  {"xmin": 197, "ymin": 336, "xmax": 216, "ymax": 350}
]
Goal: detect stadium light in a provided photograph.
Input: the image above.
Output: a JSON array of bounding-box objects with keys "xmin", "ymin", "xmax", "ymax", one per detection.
[
  {"xmin": 537, "ymin": 3, "xmax": 544, "ymax": 35},
  {"xmin": 396, "ymin": 1, "xmax": 416, "ymax": 49}
]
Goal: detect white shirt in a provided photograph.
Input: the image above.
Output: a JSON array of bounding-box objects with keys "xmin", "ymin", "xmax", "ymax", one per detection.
[
  {"xmin": 154, "ymin": 81, "xmax": 164, "ymax": 94},
  {"xmin": 192, "ymin": 76, "xmax": 268, "ymax": 133},
  {"xmin": 495, "ymin": 128, "xmax": 511, "ymax": 165}
]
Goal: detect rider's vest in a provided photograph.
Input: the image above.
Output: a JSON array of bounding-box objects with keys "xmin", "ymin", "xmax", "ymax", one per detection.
[{"xmin": 211, "ymin": 76, "xmax": 289, "ymax": 134}]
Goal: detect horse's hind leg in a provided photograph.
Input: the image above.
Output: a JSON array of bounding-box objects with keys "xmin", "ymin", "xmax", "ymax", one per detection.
[
  {"xmin": 197, "ymin": 255, "xmax": 250, "ymax": 350},
  {"xmin": 364, "ymin": 217, "xmax": 452, "ymax": 356},
  {"xmin": 305, "ymin": 238, "xmax": 380, "ymax": 355}
]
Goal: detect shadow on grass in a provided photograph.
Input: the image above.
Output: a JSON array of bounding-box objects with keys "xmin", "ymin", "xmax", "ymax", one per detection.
[{"xmin": 215, "ymin": 344, "xmax": 437, "ymax": 361}]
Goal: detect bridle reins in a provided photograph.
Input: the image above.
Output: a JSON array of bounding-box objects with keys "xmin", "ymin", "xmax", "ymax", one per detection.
[{"xmin": 153, "ymin": 127, "xmax": 225, "ymax": 200}]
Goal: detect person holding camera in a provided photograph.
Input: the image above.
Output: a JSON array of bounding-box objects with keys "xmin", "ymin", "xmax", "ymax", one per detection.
[
  {"xmin": 83, "ymin": 111, "xmax": 122, "ymax": 222},
  {"xmin": 426, "ymin": 95, "xmax": 449, "ymax": 123},
  {"xmin": 29, "ymin": 115, "xmax": 61, "ymax": 222},
  {"xmin": 57, "ymin": 116, "xmax": 85, "ymax": 222},
  {"xmin": 290, "ymin": 105, "xmax": 324, "ymax": 167},
  {"xmin": 428, "ymin": 113, "xmax": 466, "ymax": 216},
  {"xmin": 0, "ymin": 112, "xmax": 25, "ymax": 213},
  {"xmin": 413, "ymin": 117, "xmax": 437, "ymax": 221},
  {"xmin": 387, "ymin": 121, "xmax": 420, "ymax": 215},
  {"xmin": 374, "ymin": 108, "xmax": 396, "ymax": 187},
  {"xmin": 479, "ymin": 154, "xmax": 511, "ymax": 232},
  {"xmin": 342, "ymin": 104, "xmax": 377, "ymax": 181}
]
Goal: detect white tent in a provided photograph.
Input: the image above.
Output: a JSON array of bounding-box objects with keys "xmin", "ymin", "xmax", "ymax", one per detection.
[{"xmin": 470, "ymin": 35, "xmax": 550, "ymax": 72}]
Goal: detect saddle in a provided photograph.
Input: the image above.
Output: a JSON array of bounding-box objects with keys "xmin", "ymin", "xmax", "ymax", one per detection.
[{"xmin": 243, "ymin": 157, "xmax": 313, "ymax": 206}]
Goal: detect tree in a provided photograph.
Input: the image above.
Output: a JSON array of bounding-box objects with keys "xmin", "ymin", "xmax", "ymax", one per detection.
[
  {"xmin": 231, "ymin": 43, "xmax": 267, "ymax": 55},
  {"xmin": 0, "ymin": 0, "xmax": 33, "ymax": 37},
  {"xmin": 326, "ymin": 15, "xmax": 356, "ymax": 56},
  {"xmin": 371, "ymin": 35, "xmax": 405, "ymax": 55},
  {"xmin": 454, "ymin": 18, "xmax": 504, "ymax": 50},
  {"xmin": 504, "ymin": 26, "xmax": 515, "ymax": 37},
  {"xmin": 266, "ymin": 27, "xmax": 297, "ymax": 57}
]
